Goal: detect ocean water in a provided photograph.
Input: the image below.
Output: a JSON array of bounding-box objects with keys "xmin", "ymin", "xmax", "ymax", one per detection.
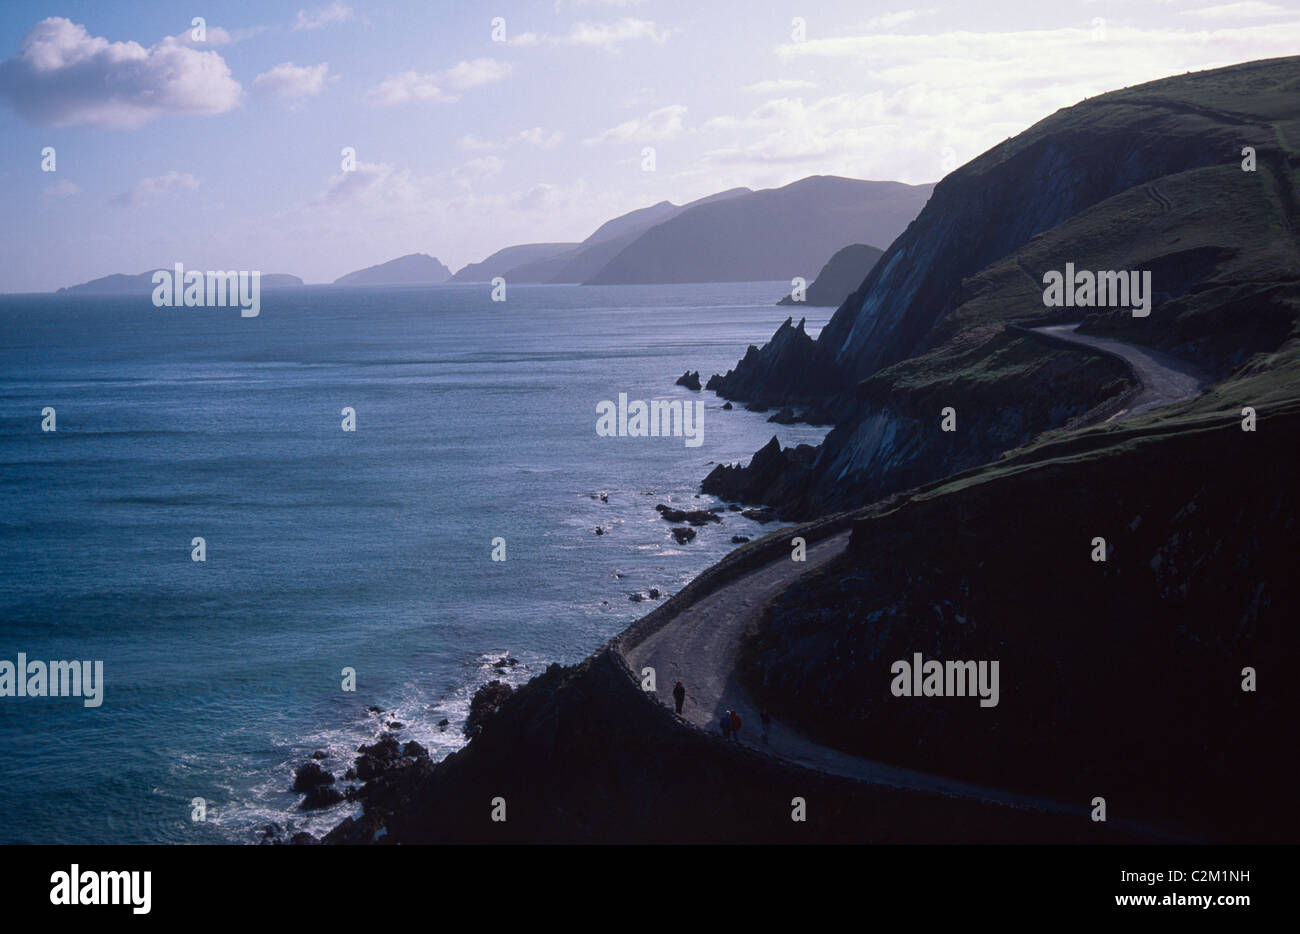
[{"xmin": 0, "ymin": 282, "xmax": 830, "ymax": 844}]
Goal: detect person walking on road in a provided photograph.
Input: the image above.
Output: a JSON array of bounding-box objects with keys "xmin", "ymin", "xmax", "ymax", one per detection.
[
  {"xmin": 672, "ymin": 681, "xmax": 686, "ymax": 715},
  {"xmin": 720, "ymin": 711, "xmax": 732, "ymax": 740},
  {"xmin": 729, "ymin": 709, "xmax": 741, "ymax": 742}
]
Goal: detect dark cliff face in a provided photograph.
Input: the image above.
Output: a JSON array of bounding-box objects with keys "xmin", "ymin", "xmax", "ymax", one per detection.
[
  {"xmin": 740, "ymin": 406, "xmax": 1300, "ymax": 843},
  {"xmin": 704, "ymin": 56, "xmax": 1300, "ymax": 519}
]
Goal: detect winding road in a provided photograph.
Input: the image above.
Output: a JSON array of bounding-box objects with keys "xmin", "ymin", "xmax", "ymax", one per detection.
[
  {"xmin": 1034, "ymin": 323, "xmax": 1209, "ymax": 417},
  {"xmin": 621, "ymin": 326, "xmax": 1210, "ymax": 840}
]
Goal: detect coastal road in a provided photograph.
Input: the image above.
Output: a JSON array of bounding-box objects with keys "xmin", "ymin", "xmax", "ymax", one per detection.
[
  {"xmin": 624, "ymin": 533, "xmax": 1125, "ymax": 825},
  {"xmin": 623, "ymin": 531, "xmax": 1195, "ymax": 839},
  {"xmin": 1034, "ymin": 323, "xmax": 1209, "ymax": 417},
  {"xmin": 623, "ymin": 329, "xmax": 1212, "ymax": 837}
]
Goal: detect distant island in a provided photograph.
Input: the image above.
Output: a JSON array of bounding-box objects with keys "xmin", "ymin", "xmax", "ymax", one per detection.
[
  {"xmin": 57, "ymin": 271, "xmax": 304, "ymax": 295},
  {"xmin": 778, "ymin": 243, "xmax": 884, "ymax": 306},
  {"xmin": 333, "ymin": 253, "xmax": 452, "ymax": 286}
]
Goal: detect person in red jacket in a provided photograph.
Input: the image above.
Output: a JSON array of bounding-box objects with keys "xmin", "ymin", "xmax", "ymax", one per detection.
[{"xmin": 729, "ymin": 709, "xmax": 741, "ymax": 741}]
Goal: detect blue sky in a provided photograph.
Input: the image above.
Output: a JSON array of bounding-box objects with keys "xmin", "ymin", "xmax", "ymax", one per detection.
[{"xmin": 2, "ymin": 0, "xmax": 1298, "ymax": 291}]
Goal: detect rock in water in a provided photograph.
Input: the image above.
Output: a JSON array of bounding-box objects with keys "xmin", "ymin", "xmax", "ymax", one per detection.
[
  {"xmin": 292, "ymin": 762, "xmax": 335, "ymax": 793},
  {"xmin": 675, "ymin": 370, "xmax": 702, "ymax": 390},
  {"xmin": 671, "ymin": 527, "xmax": 697, "ymax": 544}
]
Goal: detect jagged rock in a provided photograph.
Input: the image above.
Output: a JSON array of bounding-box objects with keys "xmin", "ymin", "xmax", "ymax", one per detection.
[
  {"xmin": 655, "ymin": 503, "xmax": 722, "ymax": 525},
  {"xmin": 648, "ymin": 588, "xmax": 661, "ymax": 599},
  {"xmin": 464, "ymin": 681, "xmax": 514, "ymax": 738},
  {"xmin": 768, "ymin": 406, "xmax": 798, "ymax": 424},
  {"xmin": 742, "ymin": 508, "xmax": 777, "ymax": 524},
  {"xmin": 301, "ymin": 784, "xmax": 344, "ymax": 810},
  {"xmin": 675, "ymin": 370, "xmax": 702, "ymax": 390},
  {"xmin": 595, "ymin": 526, "xmax": 605, "ymax": 535},
  {"xmin": 402, "ymin": 740, "xmax": 429, "ymax": 759},
  {"xmin": 344, "ymin": 767, "xmax": 357, "ymax": 780},
  {"xmin": 493, "ymin": 656, "xmax": 519, "ymax": 669},
  {"xmin": 388, "ymin": 721, "xmax": 404, "ymax": 730},
  {"xmin": 356, "ymin": 733, "xmax": 403, "ymax": 781},
  {"xmin": 437, "ymin": 718, "xmax": 450, "ymax": 730},
  {"xmin": 701, "ymin": 436, "xmax": 818, "ymax": 508},
  {"xmin": 721, "ymin": 401, "xmax": 733, "ymax": 410},
  {"xmin": 732, "ymin": 536, "xmax": 751, "ymax": 544},
  {"xmin": 292, "ymin": 762, "xmax": 335, "ymax": 793},
  {"xmin": 710, "ymin": 318, "xmax": 846, "ymax": 407},
  {"xmin": 310, "ymin": 750, "xmax": 328, "ymax": 760},
  {"xmin": 628, "ymin": 593, "xmax": 644, "ymax": 602},
  {"xmin": 671, "ymin": 527, "xmax": 696, "ymax": 544}
]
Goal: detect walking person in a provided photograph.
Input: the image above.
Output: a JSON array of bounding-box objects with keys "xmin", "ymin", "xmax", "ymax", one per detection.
[
  {"xmin": 672, "ymin": 681, "xmax": 686, "ymax": 715},
  {"xmin": 760, "ymin": 707, "xmax": 771, "ymax": 745},
  {"xmin": 729, "ymin": 709, "xmax": 741, "ymax": 742},
  {"xmin": 720, "ymin": 711, "xmax": 732, "ymax": 741}
]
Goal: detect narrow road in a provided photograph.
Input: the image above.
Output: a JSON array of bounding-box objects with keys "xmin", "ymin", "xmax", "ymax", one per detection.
[
  {"xmin": 623, "ymin": 533, "xmax": 1191, "ymax": 838},
  {"xmin": 622, "ymin": 330, "xmax": 1212, "ymax": 839},
  {"xmin": 1035, "ymin": 323, "xmax": 1208, "ymax": 416}
]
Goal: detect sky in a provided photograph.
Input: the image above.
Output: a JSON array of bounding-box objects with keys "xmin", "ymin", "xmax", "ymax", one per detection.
[{"xmin": 1, "ymin": 0, "xmax": 1298, "ymax": 291}]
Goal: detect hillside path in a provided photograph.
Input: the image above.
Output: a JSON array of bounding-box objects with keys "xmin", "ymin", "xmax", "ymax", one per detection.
[{"xmin": 1035, "ymin": 323, "xmax": 1209, "ymax": 416}]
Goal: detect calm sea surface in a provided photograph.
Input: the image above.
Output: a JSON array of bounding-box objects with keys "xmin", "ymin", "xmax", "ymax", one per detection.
[{"xmin": 0, "ymin": 282, "xmax": 830, "ymax": 843}]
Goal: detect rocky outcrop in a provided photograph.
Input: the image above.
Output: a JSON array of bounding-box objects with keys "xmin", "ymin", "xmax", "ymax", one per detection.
[
  {"xmin": 655, "ymin": 503, "xmax": 721, "ymax": 525},
  {"xmin": 700, "ymin": 436, "xmax": 819, "ymax": 512},
  {"xmin": 674, "ymin": 370, "xmax": 702, "ymax": 390},
  {"xmin": 706, "ymin": 317, "xmax": 848, "ymax": 407},
  {"xmin": 464, "ymin": 681, "xmax": 514, "ymax": 738}
]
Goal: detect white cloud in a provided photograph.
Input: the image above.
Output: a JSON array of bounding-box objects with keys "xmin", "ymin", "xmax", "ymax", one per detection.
[
  {"xmin": 555, "ymin": 18, "xmax": 673, "ymax": 51},
  {"xmin": 743, "ymin": 78, "xmax": 817, "ymax": 93},
  {"xmin": 441, "ymin": 58, "xmax": 515, "ymax": 90},
  {"xmin": 1180, "ymin": 2, "xmax": 1289, "ymax": 18},
  {"xmin": 294, "ymin": 2, "xmax": 352, "ymax": 31},
  {"xmin": 587, "ymin": 104, "xmax": 686, "ymax": 143},
  {"xmin": 452, "ymin": 155, "xmax": 506, "ymax": 183},
  {"xmin": 119, "ymin": 170, "xmax": 199, "ymax": 206},
  {"xmin": 0, "ymin": 17, "xmax": 242, "ymax": 129},
  {"xmin": 862, "ymin": 10, "xmax": 932, "ymax": 31},
  {"xmin": 42, "ymin": 179, "xmax": 80, "ymax": 202},
  {"xmin": 365, "ymin": 58, "xmax": 513, "ymax": 107},
  {"xmin": 253, "ymin": 62, "xmax": 333, "ymax": 101},
  {"xmin": 457, "ymin": 127, "xmax": 565, "ymax": 151}
]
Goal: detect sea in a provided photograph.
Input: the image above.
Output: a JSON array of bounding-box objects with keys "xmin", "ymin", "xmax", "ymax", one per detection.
[{"xmin": 0, "ymin": 282, "xmax": 831, "ymax": 844}]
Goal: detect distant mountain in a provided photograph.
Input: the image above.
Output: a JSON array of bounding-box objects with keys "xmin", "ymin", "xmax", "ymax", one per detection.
[
  {"xmin": 449, "ymin": 243, "xmax": 577, "ymax": 283},
  {"xmin": 333, "ymin": 253, "xmax": 451, "ymax": 286},
  {"xmin": 778, "ymin": 243, "xmax": 884, "ymax": 306},
  {"xmin": 586, "ymin": 176, "xmax": 932, "ymax": 285},
  {"xmin": 497, "ymin": 188, "xmax": 753, "ymax": 284},
  {"xmin": 58, "ymin": 271, "xmax": 303, "ymax": 294}
]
